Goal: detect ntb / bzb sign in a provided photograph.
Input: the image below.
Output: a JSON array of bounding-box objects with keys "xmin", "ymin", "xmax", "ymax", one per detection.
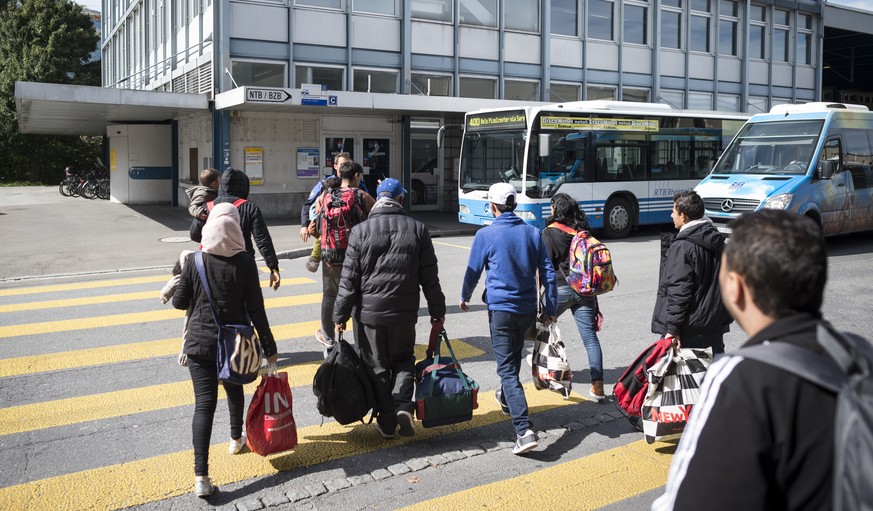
[{"xmin": 246, "ymin": 88, "xmax": 292, "ymax": 104}]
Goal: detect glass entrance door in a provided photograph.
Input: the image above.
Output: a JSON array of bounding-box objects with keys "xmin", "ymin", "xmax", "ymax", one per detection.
[{"xmin": 410, "ymin": 134, "xmax": 441, "ymax": 210}]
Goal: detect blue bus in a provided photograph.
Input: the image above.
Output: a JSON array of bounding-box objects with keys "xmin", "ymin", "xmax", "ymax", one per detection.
[
  {"xmin": 454, "ymin": 101, "xmax": 748, "ymax": 237},
  {"xmin": 696, "ymin": 102, "xmax": 873, "ymax": 236}
]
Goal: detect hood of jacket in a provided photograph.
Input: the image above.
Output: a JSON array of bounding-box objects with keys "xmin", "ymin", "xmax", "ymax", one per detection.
[
  {"xmin": 218, "ymin": 167, "xmax": 249, "ymax": 200},
  {"xmin": 675, "ymin": 217, "xmax": 724, "ymax": 253}
]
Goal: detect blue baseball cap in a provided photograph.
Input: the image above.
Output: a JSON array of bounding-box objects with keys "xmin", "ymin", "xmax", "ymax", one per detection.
[{"xmin": 377, "ymin": 178, "xmax": 406, "ymax": 199}]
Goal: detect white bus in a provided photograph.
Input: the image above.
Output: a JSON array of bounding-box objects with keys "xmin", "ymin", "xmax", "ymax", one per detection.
[{"xmin": 452, "ymin": 101, "xmax": 749, "ymax": 237}]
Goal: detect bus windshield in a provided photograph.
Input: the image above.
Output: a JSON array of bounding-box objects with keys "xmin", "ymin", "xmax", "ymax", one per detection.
[
  {"xmin": 459, "ymin": 129, "xmax": 527, "ymax": 193},
  {"xmin": 713, "ymin": 120, "xmax": 824, "ymax": 175}
]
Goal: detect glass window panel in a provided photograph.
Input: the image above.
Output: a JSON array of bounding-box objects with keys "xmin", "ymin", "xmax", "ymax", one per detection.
[
  {"xmin": 623, "ymin": 88, "xmax": 650, "ymax": 102},
  {"xmin": 624, "ymin": 5, "xmax": 647, "ymax": 45},
  {"xmin": 587, "ymin": 85, "xmax": 616, "ymax": 100},
  {"xmin": 506, "ymin": 0, "xmax": 539, "ymax": 31},
  {"xmin": 505, "ymin": 80, "xmax": 539, "ymax": 100},
  {"xmin": 662, "ymin": 0, "xmax": 681, "ymax": 7},
  {"xmin": 659, "ymin": 89, "xmax": 685, "ymax": 109},
  {"xmin": 661, "ymin": 11, "xmax": 681, "ymax": 49},
  {"xmin": 295, "ymin": 65, "xmax": 344, "ymax": 90},
  {"xmin": 750, "ymin": 25, "xmax": 764, "ymax": 59},
  {"xmin": 411, "ymin": 73, "xmax": 452, "ymax": 96},
  {"xmin": 749, "ymin": 4, "xmax": 764, "ymax": 22},
  {"xmin": 549, "ymin": 83, "xmax": 580, "ymax": 102},
  {"xmin": 460, "ymin": 77, "xmax": 496, "ymax": 98},
  {"xmin": 588, "ymin": 0, "xmax": 614, "ymax": 40},
  {"xmin": 717, "ymin": 94, "xmax": 740, "ymax": 111},
  {"xmin": 688, "ymin": 91, "xmax": 712, "ymax": 110},
  {"xmin": 354, "ymin": 0, "xmax": 395, "ymax": 15},
  {"xmin": 774, "ymin": 29, "xmax": 789, "ymax": 62},
  {"xmin": 719, "ymin": 20, "xmax": 737, "ymax": 56},
  {"xmin": 353, "ymin": 69, "xmax": 398, "ymax": 93},
  {"xmin": 691, "ymin": 0, "xmax": 709, "ymax": 12},
  {"xmin": 411, "ymin": 0, "xmax": 451, "ymax": 21},
  {"xmin": 460, "ymin": 0, "xmax": 497, "ymax": 26},
  {"xmin": 690, "ymin": 15, "xmax": 709, "ymax": 52},
  {"xmin": 799, "ymin": 13, "xmax": 812, "ymax": 30},
  {"xmin": 747, "ymin": 96, "xmax": 767, "ymax": 113},
  {"xmin": 296, "ymin": 0, "xmax": 342, "ymax": 8},
  {"xmin": 775, "ymin": 9, "xmax": 788, "ymax": 26},
  {"xmin": 232, "ymin": 61, "xmax": 285, "ymax": 87},
  {"xmin": 719, "ymin": 0, "xmax": 737, "ymax": 16},
  {"xmin": 551, "ymin": 0, "xmax": 577, "ymax": 36},
  {"xmin": 798, "ymin": 32, "xmax": 812, "ymax": 65}
]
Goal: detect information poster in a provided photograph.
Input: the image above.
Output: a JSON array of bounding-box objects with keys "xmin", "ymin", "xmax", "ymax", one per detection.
[
  {"xmin": 324, "ymin": 137, "xmax": 354, "ymax": 174},
  {"xmin": 362, "ymin": 138, "xmax": 389, "ymax": 194},
  {"xmin": 296, "ymin": 148, "xmax": 320, "ymax": 178},
  {"xmin": 244, "ymin": 147, "xmax": 264, "ymax": 185}
]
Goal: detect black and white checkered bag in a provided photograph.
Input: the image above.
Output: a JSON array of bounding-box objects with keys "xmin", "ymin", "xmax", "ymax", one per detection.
[
  {"xmin": 641, "ymin": 345, "xmax": 712, "ymax": 443},
  {"xmin": 528, "ymin": 323, "xmax": 572, "ymax": 399}
]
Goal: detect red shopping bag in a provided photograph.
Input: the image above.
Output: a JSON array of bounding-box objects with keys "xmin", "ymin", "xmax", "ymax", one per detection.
[{"xmin": 246, "ymin": 368, "xmax": 297, "ymax": 456}]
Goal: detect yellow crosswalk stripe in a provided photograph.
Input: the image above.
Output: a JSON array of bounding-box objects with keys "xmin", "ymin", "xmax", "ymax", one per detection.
[
  {"xmin": 0, "ymin": 275, "xmax": 172, "ymax": 297},
  {"xmin": 0, "ymin": 341, "xmax": 484, "ymax": 436},
  {"xmin": 0, "ymin": 278, "xmax": 316, "ymax": 313},
  {"xmin": 0, "ymin": 384, "xmax": 578, "ymax": 511},
  {"xmin": 0, "ymin": 293, "xmax": 323, "ymax": 339},
  {"xmin": 399, "ymin": 440, "xmax": 673, "ymax": 511}
]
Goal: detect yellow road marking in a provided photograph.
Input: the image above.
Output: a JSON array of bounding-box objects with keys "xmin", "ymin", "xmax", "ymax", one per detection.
[
  {"xmin": 0, "ymin": 341, "xmax": 484, "ymax": 436},
  {"xmin": 0, "ymin": 276, "xmax": 172, "ymax": 297},
  {"xmin": 0, "ymin": 384, "xmax": 577, "ymax": 511},
  {"xmin": 433, "ymin": 240, "xmax": 472, "ymax": 250},
  {"xmin": 399, "ymin": 440, "xmax": 673, "ymax": 511},
  {"xmin": 0, "ymin": 278, "xmax": 316, "ymax": 313},
  {"xmin": 0, "ymin": 293, "xmax": 323, "ymax": 339}
]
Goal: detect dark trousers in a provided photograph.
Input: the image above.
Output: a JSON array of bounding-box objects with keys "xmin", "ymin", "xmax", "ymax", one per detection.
[
  {"xmin": 489, "ymin": 310, "xmax": 537, "ymax": 436},
  {"xmin": 679, "ymin": 332, "xmax": 725, "ymax": 355},
  {"xmin": 188, "ymin": 355, "xmax": 245, "ymax": 476},
  {"xmin": 354, "ymin": 321, "xmax": 417, "ymax": 430}
]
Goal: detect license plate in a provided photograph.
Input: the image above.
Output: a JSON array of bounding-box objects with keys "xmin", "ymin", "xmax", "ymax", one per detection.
[
  {"xmin": 716, "ymin": 225, "xmax": 732, "ymax": 235},
  {"xmin": 483, "ymin": 220, "xmax": 492, "ymax": 226}
]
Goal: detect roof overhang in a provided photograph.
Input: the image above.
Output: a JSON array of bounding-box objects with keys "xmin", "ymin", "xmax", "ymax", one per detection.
[
  {"xmin": 15, "ymin": 82, "xmax": 209, "ymax": 136},
  {"xmin": 214, "ymin": 86, "xmax": 544, "ymax": 116}
]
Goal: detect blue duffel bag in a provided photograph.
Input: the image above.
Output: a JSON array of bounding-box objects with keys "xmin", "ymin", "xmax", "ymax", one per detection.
[{"xmin": 414, "ymin": 326, "xmax": 479, "ymax": 428}]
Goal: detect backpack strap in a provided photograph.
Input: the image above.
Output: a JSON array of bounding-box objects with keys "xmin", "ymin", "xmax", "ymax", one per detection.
[
  {"xmin": 547, "ymin": 223, "xmax": 577, "ymax": 236},
  {"xmin": 232, "ymin": 198, "xmax": 248, "ymax": 207},
  {"xmin": 193, "ymin": 251, "xmax": 223, "ymax": 328}
]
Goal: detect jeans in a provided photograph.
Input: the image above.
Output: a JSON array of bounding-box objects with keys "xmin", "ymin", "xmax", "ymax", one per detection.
[
  {"xmin": 489, "ymin": 310, "xmax": 537, "ymax": 437},
  {"xmin": 556, "ymin": 286, "xmax": 604, "ymax": 383},
  {"xmin": 355, "ymin": 321, "xmax": 417, "ymax": 431},
  {"xmin": 188, "ymin": 355, "xmax": 245, "ymax": 476},
  {"xmin": 321, "ymin": 262, "xmax": 342, "ymax": 342}
]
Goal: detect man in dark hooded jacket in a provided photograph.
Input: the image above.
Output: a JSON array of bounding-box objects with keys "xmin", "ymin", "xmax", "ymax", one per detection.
[
  {"xmin": 191, "ymin": 167, "xmax": 281, "ymax": 290},
  {"xmin": 651, "ymin": 190, "xmax": 731, "ymax": 353}
]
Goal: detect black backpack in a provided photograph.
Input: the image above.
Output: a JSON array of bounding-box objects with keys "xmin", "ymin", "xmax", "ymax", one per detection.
[
  {"xmin": 312, "ymin": 334, "xmax": 377, "ymax": 425},
  {"xmin": 736, "ymin": 324, "xmax": 873, "ymax": 511}
]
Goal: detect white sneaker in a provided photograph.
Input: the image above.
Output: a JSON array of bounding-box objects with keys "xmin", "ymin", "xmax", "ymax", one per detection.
[
  {"xmin": 229, "ymin": 435, "xmax": 246, "ymax": 455},
  {"xmin": 512, "ymin": 429, "xmax": 539, "ymax": 455},
  {"xmin": 194, "ymin": 476, "xmax": 215, "ymax": 497}
]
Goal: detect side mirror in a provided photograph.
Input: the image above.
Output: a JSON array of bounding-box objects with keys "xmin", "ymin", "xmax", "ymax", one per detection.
[
  {"xmin": 818, "ymin": 160, "xmax": 836, "ymax": 180},
  {"xmin": 538, "ymin": 134, "xmax": 551, "ymax": 158}
]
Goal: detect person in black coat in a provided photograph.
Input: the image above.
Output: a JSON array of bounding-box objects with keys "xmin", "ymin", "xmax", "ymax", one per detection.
[
  {"xmin": 173, "ymin": 203, "xmax": 278, "ymax": 497},
  {"xmin": 333, "ymin": 178, "xmax": 445, "ymax": 439},
  {"xmin": 651, "ymin": 190, "xmax": 731, "ymax": 354}
]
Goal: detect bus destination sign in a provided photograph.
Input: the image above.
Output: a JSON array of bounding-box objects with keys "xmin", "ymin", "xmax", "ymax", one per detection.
[
  {"xmin": 467, "ymin": 110, "xmax": 527, "ymax": 131},
  {"xmin": 540, "ymin": 116, "xmax": 659, "ymax": 132}
]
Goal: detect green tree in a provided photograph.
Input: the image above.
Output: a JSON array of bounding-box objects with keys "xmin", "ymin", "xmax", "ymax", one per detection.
[{"xmin": 0, "ymin": 0, "xmax": 101, "ymax": 184}]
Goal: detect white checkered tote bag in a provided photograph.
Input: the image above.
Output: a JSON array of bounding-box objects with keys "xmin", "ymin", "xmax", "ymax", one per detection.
[
  {"xmin": 641, "ymin": 345, "xmax": 713, "ymax": 443},
  {"xmin": 528, "ymin": 323, "xmax": 573, "ymax": 399}
]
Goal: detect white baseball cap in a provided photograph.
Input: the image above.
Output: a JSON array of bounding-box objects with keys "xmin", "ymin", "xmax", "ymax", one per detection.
[{"xmin": 488, "ymin": 182, "xmax": 517, "ymax": 205}]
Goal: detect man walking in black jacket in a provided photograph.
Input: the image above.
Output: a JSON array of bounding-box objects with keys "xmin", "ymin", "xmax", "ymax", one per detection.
[
  {"xmin": 334, "ymin": 178, "xmax": 445, "ymax": 439},
  {"xmin": 651, "ymin": 190, "xmax": 731, "ymax": 353},
  {"xmin": 653, "ymin": 210, "xmax": 845, "ymax": 511}
]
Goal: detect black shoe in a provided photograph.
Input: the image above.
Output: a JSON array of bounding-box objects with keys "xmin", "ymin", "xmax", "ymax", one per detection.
[
  {"xmin": 512, "ymin": 429, "xmax": 539, "ymax": 455},
  {"xmin": 495, "ymin": 388, "xmax": 510, "ymax": 415},
  {"xmin": 396, "ymin": 410, "xmax": 415, "ymax": 437},
  {"xmin": 375, "ymin": 421, "xmax": 396, "ymax": 440}
]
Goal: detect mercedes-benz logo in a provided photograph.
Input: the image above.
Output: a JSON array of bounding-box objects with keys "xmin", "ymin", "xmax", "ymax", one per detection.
[
  {"xmin": 720, "ymin": 199, "xmax": 734, "ymax": 212},
  {"xmin": 484, "ymin": 203, "xmax": 491, "ymax": 213}
]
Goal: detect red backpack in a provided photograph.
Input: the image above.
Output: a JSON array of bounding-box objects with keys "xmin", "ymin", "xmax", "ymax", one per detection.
[
  {"xmin": 320, "ymin": 187, "xmax": 365, "ymax": 265},
  {"xmin": 614, "ymin": 338, "xmax": 674, "ymax": 424}
]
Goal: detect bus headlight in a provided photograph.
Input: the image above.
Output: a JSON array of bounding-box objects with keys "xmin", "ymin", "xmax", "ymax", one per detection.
[
  {"xmin": 515, "ymin": 211, "xmax": 536, "ymax": 221},
  {"xmin": 459, "ymin": 205, "xmax": 470, "ymax": 214},
  {"xmin": 762, "ymin": 194, "xmax": 793, "ymax": 210}
]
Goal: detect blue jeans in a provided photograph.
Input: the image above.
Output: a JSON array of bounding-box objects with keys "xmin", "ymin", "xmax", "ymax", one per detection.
[
  {"xmin": 556, "ymin": 286, "xmax": 604, "ymax": 383},
  {"xmin": 489, "ymin": 310, "xmax": 536, "ymax": 437}
]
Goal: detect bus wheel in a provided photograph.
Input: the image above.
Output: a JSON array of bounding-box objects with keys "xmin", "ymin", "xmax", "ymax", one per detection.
[{"xmin": 604, "ymin": 198, "xmax": 633, "ymax": 238}]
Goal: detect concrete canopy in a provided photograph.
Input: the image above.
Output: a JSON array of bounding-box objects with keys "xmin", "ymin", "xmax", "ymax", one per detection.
[{"xmin": 14, "ymin": 82, "xmax": 209, "ymax": 136}]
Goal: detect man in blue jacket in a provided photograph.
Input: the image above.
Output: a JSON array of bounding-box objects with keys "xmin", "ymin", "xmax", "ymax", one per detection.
[{"xmin": 460, "ymin": 182, "xmax": 558, "ymax": 455}]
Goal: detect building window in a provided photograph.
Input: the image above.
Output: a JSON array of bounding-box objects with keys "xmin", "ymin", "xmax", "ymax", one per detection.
[
  {"xmin": 505, "ymin": 80, "xmax": 539, "ymax": 101},
  {"xmin": 690, "ymin": 0, "xmax": 711, "ymax": 53},
  {"xmin": 588, "ymin": 0, "xmax": 614, "ymax": 41},
  {"xmin": 688, "ymin": 91, "xmax": 713, "ymax": 110},
  {"xmin": 411, "ymin": 73, "xmax": 452, "ymax": 96},
  {"xmin": 624, "ymin": 4, "xmax": 648, "ymax": 45},
  {"xmin": 353, "ymin": 69, "xmax": 398, "ymax": 93},
  {"xmin": 460, "ymin": 76, "xmax": 496, "ymax": 98},
  {"xmin": 747, "ymin": 96, "xmax": 768, "ymax": 113},
  {"xmin": 797, "ymin": 13, "xmax": 813, "ymax": 65},
  {"xmin": 551, "ymin": 0, "xmax": 578, "ymax": 36},
  {"xmin": 659, "ymin": 89, "xmax": 685, "ymax": 109},
  {"xmin": 549, "ymin": 82, "xmax": 580, "ymax": 102},
  {"xmin": 717, "ymin": 94, "xmax": 740, "ymax": 111},
  {"xmin": 295, "ymin": 65, "xmax": 344, "ymax": 90},
  {"xmin": 296, "ymin": 0, "xmax": 342, "ymax": 8},
  {"xmin": 588, "ymin": 85, "xmax": 616, "ymax": 100},
  {"xmin": 661, "ymin": 0, "xmax": 682, "ymax": 49},
  {"xmin": 460, "ymin": 0, "xmax": 497, "ymax": 27},
  {"xmin": 622, "ymin": 88, "xmax": 650, "ymax": 102},
  {"xmin": 232, "ymin": 60, "xmax": 286, "ymax": 87},
  {"xmin": 718, "ymin": 0, "xmax": 738, "ymax": 56},
  {"xmin": 749, "ymin": 4, "xmax": 766, "ymax": 59},
  {"xmin": 773, "ymin": 9, "xmax": 789, "ymax": 62},
  {"xmin": 411, "ymin": 0, "xmax": 452, "ymax": 21},
  {"xmin": 506, "ymin": 0, "xmax": 539, "ymax": 32},
  {"xmin": 354, "ymin": 0, "xmax": 396, "ymax": 15}
]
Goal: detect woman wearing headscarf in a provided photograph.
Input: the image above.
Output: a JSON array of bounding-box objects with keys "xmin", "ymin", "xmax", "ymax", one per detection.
[{"xmin": 173, "ymin": 203, "xmax": 278, "ymax": 497}]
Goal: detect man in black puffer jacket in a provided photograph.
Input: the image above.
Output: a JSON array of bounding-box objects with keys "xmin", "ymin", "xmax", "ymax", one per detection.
[
  {"xmin": 333, "ymin": 178, "xmax": 445, "ymax": 440},
  {"xmin": 651, "ymin": 190, "xmax": 731, "ymax": 353}
]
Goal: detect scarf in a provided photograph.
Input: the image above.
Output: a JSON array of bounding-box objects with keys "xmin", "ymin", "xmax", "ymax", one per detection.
[{"xmin": 201, "ymin": 203, "xmax": 246, "ymax": 257}]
